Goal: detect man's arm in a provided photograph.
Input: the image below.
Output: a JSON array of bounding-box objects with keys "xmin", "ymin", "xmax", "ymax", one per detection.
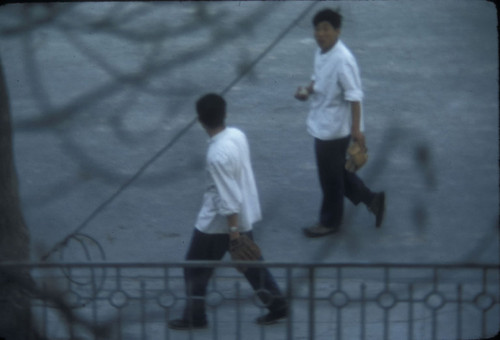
[
  {"xmin": 227, "ymin": 213, "xmax": 240, "ymax": 240},
  {"xmin": 207, "ymin": 158, "xmax": 243, "ymax": 240},
  {"xmin": 350, "ymin": 101, "xmax": 365, "ymax": 147}
]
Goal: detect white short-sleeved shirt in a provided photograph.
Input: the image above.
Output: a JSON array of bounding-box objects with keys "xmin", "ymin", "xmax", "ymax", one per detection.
[
  {"xmin": 195, "ymin": 127, "xmax": 262, "ymax": 234},
  {"xmin": 307, "ymin": 40, "xmax": 365, "ymax": 141}
]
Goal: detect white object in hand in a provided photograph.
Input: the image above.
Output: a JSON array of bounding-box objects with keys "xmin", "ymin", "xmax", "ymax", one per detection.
[{"xmin": 298, "ymin": 87, "xmax": 309, "ymax": 96}]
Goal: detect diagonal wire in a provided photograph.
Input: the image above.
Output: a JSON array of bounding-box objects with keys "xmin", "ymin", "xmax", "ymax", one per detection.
[
  {"xmin": 41, "ymin": 1, "xmax": 319, "ymax": 262},
  {"xmin": 40, "ymin": 118, "xmax": 197, "ymax": 261},
  {"xmin": 219, "ymin": 1, "xmax": 318, "ymax": 96}
]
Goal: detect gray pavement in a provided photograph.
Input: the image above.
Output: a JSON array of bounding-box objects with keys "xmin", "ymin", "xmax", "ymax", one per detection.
[
  {"xmin": 1, "ymin": 1, "xmax": 496, "ymax": 265},
  {"xmin": 0, "ymin": 1, "xmax": 498, "ymax": 339}
]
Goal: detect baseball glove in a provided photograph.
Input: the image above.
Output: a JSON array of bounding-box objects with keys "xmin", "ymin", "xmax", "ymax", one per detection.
[
  {"xmin": 345, "ymin": 142, "xmax": 368, "ymax": 172},
  {"xmin": 229, "ymin": 235, "xmax": 262, "ymax": 272}
]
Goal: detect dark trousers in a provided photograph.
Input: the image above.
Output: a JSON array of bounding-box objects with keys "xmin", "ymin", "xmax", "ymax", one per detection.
[
  {"xmin": 315, "ymin": 136, "xmax": 375, "ymax": 228},
  {"xmin": 183, "ymin": 229, "xmax": 287, "ymax": 322}
]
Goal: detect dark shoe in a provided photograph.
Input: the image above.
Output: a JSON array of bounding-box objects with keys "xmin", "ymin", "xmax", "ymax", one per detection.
[
  {"xmin": 368, "ymin": 192, "xmax": 385, "ymax": 228},
  {"xmin": 303, "ymin": 224, "xmax": 339, "ymax": 238},
  {"xmin": 256, "ymin": 307, "xmax": 288, "ymax": 325},
  {"xmin": 168, "ymin": 318, "xmax": 207, "ymax": 330}
]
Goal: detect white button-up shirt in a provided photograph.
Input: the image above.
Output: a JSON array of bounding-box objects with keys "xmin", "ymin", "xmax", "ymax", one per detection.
[
  {"xmin": 307, "ymin": 40, "xmax": 365, "ymax": 141},
  {"xmin": 195, "ymin": 127, "xmax": 262, "ymax": 234}
]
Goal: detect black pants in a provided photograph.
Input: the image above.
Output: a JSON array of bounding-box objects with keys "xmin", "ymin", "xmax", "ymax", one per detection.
[
  {"xmin": 183, "ymin": 229, "xmax": 287, "ymax": 322},
  {"xmin": 315, "ymin": 136, "xmax": 375, "ymax": 228}
]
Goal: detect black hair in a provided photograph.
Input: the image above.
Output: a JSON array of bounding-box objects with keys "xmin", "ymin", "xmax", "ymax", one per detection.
[
  {"xmin": 313, "ymin": 9, "xmax": 342, "ymax": 30},
  {"xmin": 196, "ymin": 93, "xmax": 226, "ymax": 129}
]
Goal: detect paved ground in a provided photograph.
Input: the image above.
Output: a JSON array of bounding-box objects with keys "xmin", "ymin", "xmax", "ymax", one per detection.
[
  {"xmin": 1, "ymin": 1, "xmax": 497, "ymax": 265},
  {"xmin": 0, "ymin": 1, "xmax": 498, "ymax": 339}
]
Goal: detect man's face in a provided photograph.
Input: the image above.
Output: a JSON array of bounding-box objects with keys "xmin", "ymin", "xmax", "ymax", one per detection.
[{"xmin": 314, "ymin": 21, "xmax": 340, "ymax": 53}]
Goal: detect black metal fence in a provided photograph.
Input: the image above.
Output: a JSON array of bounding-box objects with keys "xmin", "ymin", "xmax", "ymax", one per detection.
[{"xmin": 2, "ymin": 262, "xmax": 499, "ymax": 340}]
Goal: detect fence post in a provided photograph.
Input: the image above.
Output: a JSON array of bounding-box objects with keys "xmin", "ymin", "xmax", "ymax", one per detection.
[
  {"xmin": 308, "ymin": 266, "xmax": 316, "ymax": 340},
  {"xmin": 286, "ymin": 267, "xmax": 293, "ymax": 340},
  {"xmin": 360, "ymin": 283, "xmax": 366, "ymax": 340},
  {"xmin": 235, "ymin": 281, "xmax": 242, "ymax": 340}
]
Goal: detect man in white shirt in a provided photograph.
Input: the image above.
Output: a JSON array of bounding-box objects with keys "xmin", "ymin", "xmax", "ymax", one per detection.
[
  {"xmin": 295, "ymin": 9, "xmax": 385, "ymax": 237},
  {"xmin": 168, "ymin": 94, "xmax": 287, "ymax": 330}
]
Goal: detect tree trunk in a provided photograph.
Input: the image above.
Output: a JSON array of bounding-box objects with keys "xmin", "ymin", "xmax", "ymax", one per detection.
[{"xmin": 0, "ymin": 58, "xmax": 33, "ymax": 339}]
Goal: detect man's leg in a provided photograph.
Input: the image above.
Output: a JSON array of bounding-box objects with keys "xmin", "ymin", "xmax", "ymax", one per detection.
[
  {"xmin": 241, "ymin": 232, "xmax": 288, "ymax": 324},
  {"xmin": 344, "ymin": 170, "xmax": 375, "ymax": 206},
  {"xmin": 169, "ymin": 229, "xmax": 228, "ymax": 329},
  {"xmin": 344, "ymin": 163, "xmax": 385, "ymax": 227},
  {"xmin": 311, "ymin": 137, "xmax": 350, "ymax": 231}
]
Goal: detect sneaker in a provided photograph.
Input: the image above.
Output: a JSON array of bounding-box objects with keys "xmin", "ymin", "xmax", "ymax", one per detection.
[
  {"xmin": 368, "ymin": 192, "xmax": 385, "ymax": 228},
  {"xmin": 256, "ymin": 307, "xmax": 288, "ymax": 325},
  {"xmin": 303, "ymin": 224, "xmax": 339, "ymax": 238},
  {"xmin": 168, "ymin": 318, "xmax": 207, "ymax": 330}
]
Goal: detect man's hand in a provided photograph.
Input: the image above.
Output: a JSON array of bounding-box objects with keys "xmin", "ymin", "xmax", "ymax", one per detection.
[
  {"xmin": 295, "ymin": 87, "xmax": 309, "ymax": 101},
  {"xmin": 294, "ymin": 82, "xmax": 314, "ymax": 101},
  {"xmin": 351, "ymin": 129, "xmax": 365, "ymax": 148},
  {"xmin": 227, "ymin": 214, "xmax": 240, "ymax": 241},
  {"xmin": 229, "ymin": 230, "xmax": 240, "ymax": 241}
]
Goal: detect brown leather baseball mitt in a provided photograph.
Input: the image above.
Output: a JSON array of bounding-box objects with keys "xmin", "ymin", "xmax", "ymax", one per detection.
[
  {"xmin": 345, "ymin": 142, "xmax": 368, "ymax": 172},
  {"xmin": 229, "ymin": 235, "xmax": 262, "ymax": 272}
]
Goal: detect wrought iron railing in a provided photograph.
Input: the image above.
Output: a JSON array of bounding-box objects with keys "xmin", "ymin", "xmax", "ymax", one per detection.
[{"xmin": 1, "ymin": 262, "xmax": 498, "ymax": 340}]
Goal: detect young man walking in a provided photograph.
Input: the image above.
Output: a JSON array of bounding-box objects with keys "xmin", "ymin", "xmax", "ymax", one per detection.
[
  {"xmin": 168, "ymin": 93, "xmax": 287, "ymax": 330},
  {"xmin": 295, "ymin": 9, "xmax": 385, "ymax": 237}
]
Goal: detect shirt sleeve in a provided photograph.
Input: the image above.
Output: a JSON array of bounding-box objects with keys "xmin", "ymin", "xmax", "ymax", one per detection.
[
  {"xmin": 338, "ymin": 58, "xmax": 364, "ymax": 102},
  {"xmin": 207, "ymin": 153, "xmax": 243, "ymax": 216}
]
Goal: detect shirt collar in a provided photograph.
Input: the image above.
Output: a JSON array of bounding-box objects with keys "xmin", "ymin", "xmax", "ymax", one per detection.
[
  {"xmin": 318, "ymin": 39, "xmax": 342, "ymax": 56},
  {"xmin": 208, "ymin": 127, "xmax": 228, "ymax": 144}
]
